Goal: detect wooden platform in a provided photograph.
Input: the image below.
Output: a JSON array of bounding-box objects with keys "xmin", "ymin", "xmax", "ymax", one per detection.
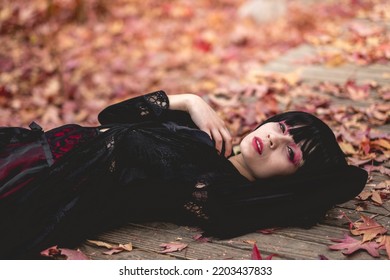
[{"xmin": 78, "ymin": 15, "xmax": 390, "ymax": 260}]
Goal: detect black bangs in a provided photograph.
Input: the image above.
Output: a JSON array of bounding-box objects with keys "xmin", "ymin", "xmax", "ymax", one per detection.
[{"xmin": 259, "ymin": 111, "xmax": 347, "ymax": 173}]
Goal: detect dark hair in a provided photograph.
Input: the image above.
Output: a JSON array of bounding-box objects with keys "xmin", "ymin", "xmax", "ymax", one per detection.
[{"xmin": 259, "ymin": 111, "xmax": 347, "ymax": 175}]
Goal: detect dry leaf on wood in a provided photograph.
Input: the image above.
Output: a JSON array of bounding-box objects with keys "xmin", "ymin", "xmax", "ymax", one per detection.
[
  {"xmin": 329, "ymin": 234, "xmax": 380, "ymax": 257},
  {"xmin": 87, "ymin": 239, "xmax": 133, "ymax": 255},
  {"xmin": 160, "ymin": 242, "xmax": 188, "ymax": 253},
  {"xmin": 40, "ymin": 245, "xmax": 89, "ymax": 260},
  {"xmin": 87, "ymin": 239, "xmax": 115, "ymax": 249},
  {"xmin": 192, "ymin": 233, "xmax": 210, "ymax": 243},
  {"xmin": 377, "ymin": 236, "xmax": 390, "ymax": 260},
  {"xmin": 251, "ymin": 244, "xmax": 276, "ymax": 260},
  {"xmin": 350, "ymin": 214, "xmax": 387, "ymax": 242}
]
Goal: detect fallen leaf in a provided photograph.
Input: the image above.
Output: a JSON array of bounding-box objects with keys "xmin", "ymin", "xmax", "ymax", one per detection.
[
  {"xmin": 377, "ymin": 236, "xmax": 390, "ymax": 260},
  {"xmin": 87, "ymin": 239, "xmax": 114, "ymax": 249},
  {"xmin": 87, "ymin": 239, "xmax": 132, "ymax": 255},
  {"xmin": 363, "ymin": 165, "xmax": 390, "ymax": 176},
  {"xmin": 251, "ymin": 244, "xmax": 276, "ymax": 260},
  {"xmin": 251, "ymin": 244, "xmax": 262, "ymax": 260},
  {"xmin": 350, "ymin": 214, "xmax": 387, "ymax": 242},
  {"xmin": 357, "ymin": 190, "xmax": 372, "ymax": 201},
  {"xmin": 329, "ymin": 234, "xmax": 380, "ymax": 257},
  {"xmin": 160, "ymin": 242, "xmax": 188, "ymax": 253},
  {"xmin": 192, "ymin": 234, "xmax": 210, "ymax": 243},
  {"xmin": 256, "ymin": 228, "xmax": 279, "ymax": 234},
  {"xmin": 40, "ymin": 245, "xmax": 89, "ymax": 260},
  {"xmin": 103, "ymin": 248, "xmax": 125, "ymax": 255},
  {"xmin": 339, "ymin": 141, "xmax": 358, "ymax": 155},
  {"xmin": 243, "ymin": 240, "xmax": 257, "ymax": 245},
  {"xmin": 370, "ymin": 190, "xmax": 383, "ymax": 205},
  {"xmin": 318, "ymin": 254, "xmax": 329, "ymax": 260}
]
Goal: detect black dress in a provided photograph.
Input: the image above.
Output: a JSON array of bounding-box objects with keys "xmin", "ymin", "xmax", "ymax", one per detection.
[
  {"xmin": 0, "ymin": 91, "xmax": 248, "ymax": 258},
  {"xmin": 0, "ymin": 91, "xmax": 367, "ymax": 259}
]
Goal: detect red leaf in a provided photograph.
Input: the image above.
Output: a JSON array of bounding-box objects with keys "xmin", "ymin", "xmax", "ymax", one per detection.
[
  {"xmin": 256, "ymin": 228, "xmax": 279, "ymax": 234},
  {"xmin": 103, "ymin": 248, "xmax": 125, "ymax": 255},
  {"xmin": 40, "ymin": 245, "xmax": 89, "ymax": 260},
  {"xmin": 251, "ymin": 244, "xmax": 262, "ymax": 260},
  {"xmin": 192, "ymin": 233, "xmax": 210, "ymax": 243},
  {"xmin": 251, "ymin": 244, "xmax": 276, "ymax": 260},
  {"xmin": 344, "ymin": 79, "xmax": 371, "ymax": 100},
  {"xmin": 329, "ymin": 234, "xmax": 380, "ymax": 257}
]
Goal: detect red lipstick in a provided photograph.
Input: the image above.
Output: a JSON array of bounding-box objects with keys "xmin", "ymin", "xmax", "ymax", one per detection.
[{"xmin": 252, "ymin": 137, "xmax": 263, "ymax": 155}]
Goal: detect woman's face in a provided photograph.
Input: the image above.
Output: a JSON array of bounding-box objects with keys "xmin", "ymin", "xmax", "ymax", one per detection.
[{"xmin": 239, "ymin": 121, "xmax": 304, "ymax": 179}]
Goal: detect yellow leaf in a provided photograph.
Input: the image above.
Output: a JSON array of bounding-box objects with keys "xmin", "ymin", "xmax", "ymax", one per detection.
[
  {"xmin": 371, "ymin": 139, "xmax": 390, "ymax": 150},
  {"xmin": 119, "ymin": 243, "xmax": 133, "ymax": 252},
  {"xmin": 357, "ymin": 190, "xmax": 372, "ymax": 201},
  {"xmin": 371, "ymin": 190, "xmax": 383, "ymax": 205},
  {"xmin": 87, "ymin": 239, "xmax": 114, "ymax": 249},
  {"xmin": 339, "ymin": 142, "xmax": 357, "ymax": 155}
]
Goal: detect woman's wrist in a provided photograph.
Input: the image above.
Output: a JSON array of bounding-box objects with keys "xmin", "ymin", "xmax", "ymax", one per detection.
[{"xmin": 168, "ymin": 94, "xmax": 199, "ymax": 112}]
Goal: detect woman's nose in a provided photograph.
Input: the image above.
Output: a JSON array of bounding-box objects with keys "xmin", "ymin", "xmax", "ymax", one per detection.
[{"xmin": 267, "ymin": 134, "xmax": 290, "ymax": 149}]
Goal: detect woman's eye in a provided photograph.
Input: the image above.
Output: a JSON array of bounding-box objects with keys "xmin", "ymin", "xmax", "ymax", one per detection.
[
  {"xmin": 279, "ymin": 122, "xmax": 286, "ymax": 133},
  {"xmin": 287, "ymin": 146, "xmax": 295, "ymax": 161}
]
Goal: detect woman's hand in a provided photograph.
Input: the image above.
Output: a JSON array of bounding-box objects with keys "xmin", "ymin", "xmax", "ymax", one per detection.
[{"xmin": 168, "ymin": 94, "xmax": 232, "ymax": 157}]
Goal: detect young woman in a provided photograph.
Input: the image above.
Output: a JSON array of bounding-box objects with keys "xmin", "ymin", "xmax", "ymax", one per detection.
[{"xmin": 0, "ymin": 90, "xmax": 367, "ymax": 259}]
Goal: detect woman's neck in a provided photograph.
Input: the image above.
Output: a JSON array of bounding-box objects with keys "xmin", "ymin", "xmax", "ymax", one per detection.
[{"xmin": 228, "ymin": 154, "xmax": 255, "ymax": 181}]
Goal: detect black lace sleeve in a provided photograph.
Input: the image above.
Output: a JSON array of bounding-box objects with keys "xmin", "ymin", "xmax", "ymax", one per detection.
[{"xmin": 98, "ymin": 90, "xmax": 170, "ymax": 125}]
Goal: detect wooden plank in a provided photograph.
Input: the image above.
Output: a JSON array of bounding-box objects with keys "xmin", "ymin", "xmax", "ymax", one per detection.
[
  {"xmin": 263, "ymin": 61, "xmax": 390, "ymax": 85},
  {"xmin": 79, "ymin": 243, "xmax": 177, "ymax": 260},
  {"xmin": 87, "ymin": 223, "xmax": 252, "ymax": 260},
  {"xmin": 77, "ymin": 13, "xmax": 390, "ymax": 260}
]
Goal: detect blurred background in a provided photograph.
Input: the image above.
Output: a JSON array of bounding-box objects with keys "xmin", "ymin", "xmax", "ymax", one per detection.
[
  {"xmin": 0, "ymin": 0, "xmax": 388, "ymax": 138},
  {"xmin": 1, "ymin": 0, "xmax": 389, "ymax": 260}
]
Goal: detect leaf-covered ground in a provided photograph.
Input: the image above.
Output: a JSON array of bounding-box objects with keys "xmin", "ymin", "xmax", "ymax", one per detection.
[
  {"xmin": 1, "ymin": 0, "xmax": 387, "ymax": 128},
  {"xmin": 1, "ymin": 0, "xmax": 389, "ymax": 259}
]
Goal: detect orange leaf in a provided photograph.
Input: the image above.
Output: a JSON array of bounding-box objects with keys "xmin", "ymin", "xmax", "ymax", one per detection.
[
  {"xmin": 351, "ymin": 215, "xmax": 387, "ymax": 243},
  {"xmin": 377, "ymin": 236, "xmax": 390, "ymax": 260}
]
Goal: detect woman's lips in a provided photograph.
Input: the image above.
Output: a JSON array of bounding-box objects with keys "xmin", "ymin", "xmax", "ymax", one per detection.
[{"xmin": 252, "ymin": 137, "xmax": 263, "ymax": 155}]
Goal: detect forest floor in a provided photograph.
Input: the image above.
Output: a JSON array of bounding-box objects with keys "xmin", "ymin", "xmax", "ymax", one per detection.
[{"xmin": 0, "ymin": 0, "xmax": 389, "ymax": 259}]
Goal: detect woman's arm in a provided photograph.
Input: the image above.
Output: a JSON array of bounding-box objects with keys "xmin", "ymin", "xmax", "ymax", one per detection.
[
  {"xmin": 98, "ymin": 91, "xmax": 232, "ymax": 157},
  {"xmin": 98, "ymin": 91, "xmax": 169, "ymax": 125},
  {"xmin": 168, "ymin": 94, "xmax": 232, "ymax": 157}
]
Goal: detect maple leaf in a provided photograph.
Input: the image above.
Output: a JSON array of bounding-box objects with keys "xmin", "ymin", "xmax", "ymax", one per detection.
[
  {"xmin": 251, "ymin": 244, "xmax": 276, "ymax": 260},
  {"xmin": 40, "ymin": 245, "xmax": 89, "ymax": 260},
  {"xmin": 87, "ymin": 239, "xmax": 114, "ymax": 249},
  {"xmin": 251, "ymin": 244, "xmax": 262, "ymax": 260},
  {"xmin": 357, "ymin": 190, "xmax": 383, "ymax": 205},
  {"xmin": 87, "ymin": 239, "xmax": 133, "ymax": 255},
  {"xmin": 318, "ymin": 255, "xmax": 329, "ymax": 260},
  {"xmin": 160, "ymin": 242, "xmax": 188, "ymax": 253},
  {"xmin": 192, "ymin": 233, "xmax": 210, "ymax": 243},
  {"xmin": 377, "ymin": 236, "xmax": 390, "ymax": 260},
  {"xmin": 344, "ymin": 79, "xmax": 371, "ymax": 100},
  {"xmin": 350, "ymin": 214, "xmax": 387, "ymax": 242},
  {"xmin": 363, "ymin": 165, "xmax": 390, "ymax": 176},
  {"xmin": 329, "ymin": 234, "xmax": 380, "ymax": 257}
]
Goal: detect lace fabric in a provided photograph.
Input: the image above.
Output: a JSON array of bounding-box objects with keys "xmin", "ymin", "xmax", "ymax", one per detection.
[
  {"xmin": 46, "ymin": 125, "xmax": 98, "ymax": 162},
  {"xmin": 143, "ymin": 90, "xmax": 169, "ymax": 116},
  {"xmin": 98, "ymin": 90, "xmax": 170, "ymax": 125}
]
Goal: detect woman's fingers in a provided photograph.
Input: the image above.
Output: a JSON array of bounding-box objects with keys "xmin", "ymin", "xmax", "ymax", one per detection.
[
  {"xmin": 211, "ymin": 127, "xmax": 232, "ymax": 157},
  {"xmin": 211, "ymin": 128, "xmax": 223, "ymax": 155},
  {"xmin": 221, "ymin": 128, "xmax": 233, "ymax": 157}
]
